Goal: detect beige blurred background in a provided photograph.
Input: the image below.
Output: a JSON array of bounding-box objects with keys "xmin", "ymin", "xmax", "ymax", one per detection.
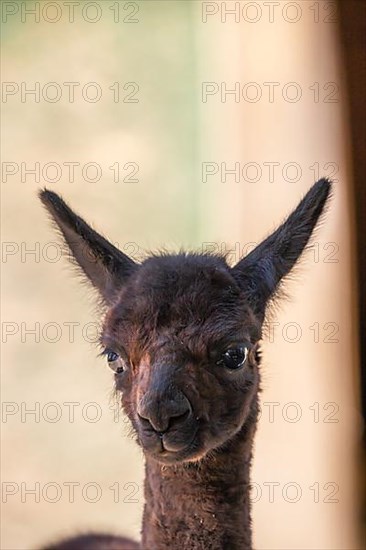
[{"xmin": 1, "ymin": 1, "xmax": 362, "ymax": 549}]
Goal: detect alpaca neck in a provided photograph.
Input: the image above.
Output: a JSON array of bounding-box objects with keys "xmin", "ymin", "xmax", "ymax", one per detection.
[{"xmin": 141, "ymin": 407, "xmax": 257, "ymax": 550}]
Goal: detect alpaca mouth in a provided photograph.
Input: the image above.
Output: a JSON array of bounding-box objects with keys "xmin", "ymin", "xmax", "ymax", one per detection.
[
  {"xmin": 161, "ymin": 429, "xmax": 197, "ymax": 454},
  {"xmin": 158, "ymin": 436, "xmax": 199, "ymax": 463},
  {"xmin": 139, "ymin": 426, "xmax": 199, "ymax": 463}
]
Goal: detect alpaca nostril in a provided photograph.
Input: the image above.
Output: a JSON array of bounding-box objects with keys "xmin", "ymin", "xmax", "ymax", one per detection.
[
  {"xmin": 137, "ymin": 394, "xmax": 191, "ymax": 434},
  {"xmin": 166, "ymin": 408, "xmax": 191, "ymax": 431},
  {"xmin": 137, "ymin": 412, "xmax": 169, "ymax": 434},
  {"xmin": 137, "ymin": 413, "xmax": 156, "ymax": 430}
]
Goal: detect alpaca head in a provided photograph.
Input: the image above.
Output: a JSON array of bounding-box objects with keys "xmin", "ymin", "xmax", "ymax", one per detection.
[{"xmin": 40, "ymin": 179, "xmax": 331, "ymax": 465}]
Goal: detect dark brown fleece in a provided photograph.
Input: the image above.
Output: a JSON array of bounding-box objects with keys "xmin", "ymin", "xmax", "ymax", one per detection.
[{"xmin": 39, "ymin": 179, "xmax": 332, "ymax": 550}]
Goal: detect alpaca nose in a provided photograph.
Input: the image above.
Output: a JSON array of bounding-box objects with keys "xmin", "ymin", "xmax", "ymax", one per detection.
[{"xmin": 137, "ymin": 390, "xmax": 191, "ymax": 433}]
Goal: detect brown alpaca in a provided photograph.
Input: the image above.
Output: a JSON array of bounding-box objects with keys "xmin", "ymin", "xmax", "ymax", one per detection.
[{"xmin": 40, "ymin": 179, "xmax": 331, "ymax": 550}]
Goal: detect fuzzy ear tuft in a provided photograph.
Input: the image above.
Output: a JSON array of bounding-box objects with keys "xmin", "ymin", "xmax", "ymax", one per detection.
[
  {"xmin": 39, "ymin": 189, "xmax": 137, "ymax": 305},
  {"xmin": 231, "ymin": 178, "xmax": 332, "ymax": 319}
]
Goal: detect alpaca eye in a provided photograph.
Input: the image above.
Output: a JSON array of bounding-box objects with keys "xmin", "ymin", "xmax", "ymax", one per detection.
[
  {"xmin": 218, "ymin": 346, "xmax": 248, "ymax": 370},
  {"xmin": 106, "ymin": 351, "xmax": 125, "ymax": 374}
]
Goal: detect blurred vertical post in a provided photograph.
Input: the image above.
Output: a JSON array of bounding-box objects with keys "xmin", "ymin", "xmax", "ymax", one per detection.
[{"xmin": 338, "ymin": 0, "xmax": 366, "ymax": 542}]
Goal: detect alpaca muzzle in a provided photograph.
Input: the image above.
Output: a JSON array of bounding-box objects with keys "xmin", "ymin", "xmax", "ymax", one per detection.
[{"xmin": 136, "ymin": 385, "xmax": 198, "ymax": 456}]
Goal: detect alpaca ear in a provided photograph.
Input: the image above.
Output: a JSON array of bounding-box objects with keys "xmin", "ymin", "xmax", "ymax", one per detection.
[
  {"xmin": 232, "ymin": 178, "xmax": 332, "ymax": 318},
  {"xmin": 39, "ymin": 189, "xmax": 137, "ymax": 305}
]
